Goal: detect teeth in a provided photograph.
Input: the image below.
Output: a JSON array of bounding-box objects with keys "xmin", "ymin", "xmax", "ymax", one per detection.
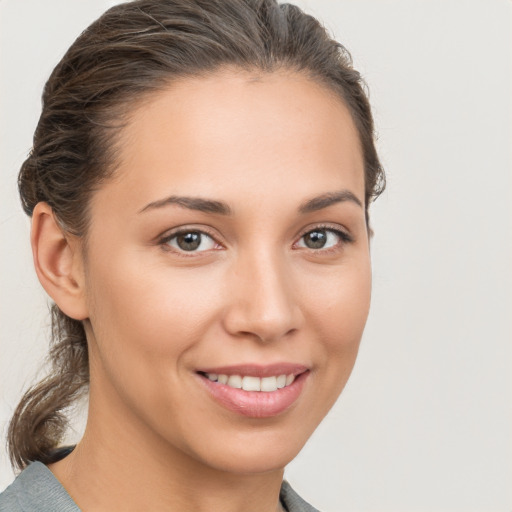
[
  {"xmin": 261, "ymin": 376, "xmax": 277, "ymax": 392},
  {"xmin": 227, "ymin": 375, "xmax": 242, "ymax": 388},
  {"xmin": 204, "ymin": 372, "xmax": 297, "ymax": 392},
  {"xmin": 242, "ymin": 376, "xmax": 260, "ymax": 391}
]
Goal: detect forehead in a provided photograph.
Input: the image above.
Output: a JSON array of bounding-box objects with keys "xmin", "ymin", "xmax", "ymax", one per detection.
[{"xmin": 94, "ymin": 69, "xmax": 364, "ymax": 216}]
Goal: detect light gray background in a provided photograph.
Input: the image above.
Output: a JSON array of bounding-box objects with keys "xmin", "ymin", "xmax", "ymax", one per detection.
[{"xmin": 1, "ymin": 1, "xmax": 511, "ymax": 510}]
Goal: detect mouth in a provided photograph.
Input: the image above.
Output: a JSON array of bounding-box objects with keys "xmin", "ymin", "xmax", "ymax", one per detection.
[
  {"xmin": 196, "ymin": 364, "xmax": 309, "ymax": 418},
  {"xmin": 199, "ymin": 372, "xmax": 297, "ymax": 392}
]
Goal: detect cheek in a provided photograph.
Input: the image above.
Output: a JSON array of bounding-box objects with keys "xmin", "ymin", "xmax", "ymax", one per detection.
[
  {"xmin": 83, "ymin": 252, "xmax": 227, "ymax": 432},
  {"xmin": 290, "ymin": 256, "xmax": 371, "ymax": 429},
  {"xmin": 303, "ymin": 257, "xmax": 372, "ymax": 347},
  {"xmin": 84, "ymin": 250, "xmax": 224, "ymax": 362},
  {"xmin": 302, "ymin": 253, "xmax": 371, "ymax": 401}
]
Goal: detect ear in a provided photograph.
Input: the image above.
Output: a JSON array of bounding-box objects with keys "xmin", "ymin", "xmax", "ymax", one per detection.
[{"xmin": 31, "ymin": 202, "xmax": 89, "ymax": 321}]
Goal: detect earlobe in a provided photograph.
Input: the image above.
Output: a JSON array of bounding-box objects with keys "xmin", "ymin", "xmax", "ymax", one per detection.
[{"xmin": 31, "ymin": 202, "xmax": 89, "ymax": 321}]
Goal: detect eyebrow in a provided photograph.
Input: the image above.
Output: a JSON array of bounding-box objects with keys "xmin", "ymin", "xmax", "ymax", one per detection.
[
  {"xmin": 139, "ymin": 189, "xmax": 362, "ymax": 216},
  {"xmin": 139, "ymin": 195, "xmax": 232, "ymax": 215},
  {"xmin": 298, "ymin": 190, "xmax": 363, "ymax": 213}
]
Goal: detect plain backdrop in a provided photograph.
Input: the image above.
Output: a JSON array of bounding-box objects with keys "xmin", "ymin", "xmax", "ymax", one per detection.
[{"xmin": 1, "ymin": 1, "xmax": 511, "ymax": 511}]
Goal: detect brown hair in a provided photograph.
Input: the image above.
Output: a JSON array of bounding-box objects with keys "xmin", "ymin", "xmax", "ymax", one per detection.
[{"xmin": 9, "ymin": 0, "xmax": 385, "ymax": 471}]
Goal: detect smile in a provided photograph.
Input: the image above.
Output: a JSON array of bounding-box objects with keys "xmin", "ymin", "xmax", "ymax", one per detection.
[
  {"xmin": 197, "ymin": 364, "xmax": 309, "ymax": 418},
  {"xmin": 202, "ymin": 373, "xmax": 295, "ymax": 392}
]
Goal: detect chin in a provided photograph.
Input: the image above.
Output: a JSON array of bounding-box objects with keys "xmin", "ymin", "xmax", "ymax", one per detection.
[
  {"xmin": 184, "ymin": 425, "xmax": 312, "ymax": 475},
  {"xmin": 202, "ymin": 446, "xmax": 300, "ymax": 475}
]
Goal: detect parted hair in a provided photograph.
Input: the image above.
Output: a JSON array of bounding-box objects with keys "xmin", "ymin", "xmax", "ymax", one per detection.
[{"xmin": 9, "ymin": 0, "xmax": 385, "ymax": 470}]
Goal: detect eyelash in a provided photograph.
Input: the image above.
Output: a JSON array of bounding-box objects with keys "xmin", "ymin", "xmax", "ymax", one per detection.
[
  {"xmin": 159, "ymin": 227, "xmax": 221, "ymax": 257},
  {"xmin": 159, "ymin": 224, "xmax": 353, "ymax": 257},
  {"xmin": 295, "ymin": 224, "xmax": 354, "ymax": 254}
]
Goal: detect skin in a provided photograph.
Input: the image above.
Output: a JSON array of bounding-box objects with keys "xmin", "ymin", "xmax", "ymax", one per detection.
[{"xmin": 32, "ymin": 69, "xmax": 371, "ymax": 512}]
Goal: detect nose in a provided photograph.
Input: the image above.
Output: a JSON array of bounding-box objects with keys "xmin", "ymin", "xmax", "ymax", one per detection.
[{"xmin": 222, "ymin": 250, "xmax": 303, "ymax": 343}]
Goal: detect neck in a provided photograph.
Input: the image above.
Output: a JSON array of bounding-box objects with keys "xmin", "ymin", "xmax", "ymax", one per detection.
[{"xmin": 49, "ymin": 379, "xmax": 285, "ymax": 512}]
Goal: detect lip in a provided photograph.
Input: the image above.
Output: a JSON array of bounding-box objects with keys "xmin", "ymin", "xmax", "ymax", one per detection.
[
  {"xmin": 196, "ymin": 363, "xmax": 309, "ymax": 418},
  {"xmin": 197, "ymin": 363, "xmax": 308, "ymax": 378}
]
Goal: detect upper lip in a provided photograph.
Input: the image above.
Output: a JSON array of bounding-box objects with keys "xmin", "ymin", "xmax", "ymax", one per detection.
[{"xmin": 196, "ymin": 363, "xmax": 309, "ymax": 378}]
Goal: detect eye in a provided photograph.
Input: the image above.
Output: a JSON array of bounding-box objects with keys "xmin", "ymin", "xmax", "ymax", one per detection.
[
  {"xmin": 296, "ymin": 228, "xmax": 349, "ymax": 250},
  {"xmin": 164, "ymin": 230, "xmax": 217, "ymax": 252}
]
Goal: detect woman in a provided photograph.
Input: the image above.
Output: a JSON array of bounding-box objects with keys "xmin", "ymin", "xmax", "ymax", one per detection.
[{"xmin": 0, "ymin": 0, "xmax": 384, "ymax": 510}]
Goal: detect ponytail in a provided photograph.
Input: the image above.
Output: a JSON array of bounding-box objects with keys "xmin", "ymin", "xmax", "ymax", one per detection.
[{"xmin": 7, "ymin": 305, "xmax": 89, "ymax": 470}]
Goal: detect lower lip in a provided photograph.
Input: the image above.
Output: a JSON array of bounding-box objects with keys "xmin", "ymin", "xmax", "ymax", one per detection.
[{"xmin": 198, "ymin": 372, "xmax": 309, "ymax": 418}]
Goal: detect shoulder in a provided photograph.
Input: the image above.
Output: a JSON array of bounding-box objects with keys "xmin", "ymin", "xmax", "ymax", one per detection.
[
  {"xmin": 0, "ymin": 462, "xmax": 80, "ymax": 512},
  {"xmin": 280, "ymin": 480, "xmax": 321, "ymax": 512},
  {"xmin": 1, "ymin": 466, "xmax": 316, "ymax": 512}
]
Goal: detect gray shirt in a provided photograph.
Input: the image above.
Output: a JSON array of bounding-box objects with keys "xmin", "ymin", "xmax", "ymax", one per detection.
[{"xmin": 0, "ymin": 462, "xmax": 319, "ymax": 512}]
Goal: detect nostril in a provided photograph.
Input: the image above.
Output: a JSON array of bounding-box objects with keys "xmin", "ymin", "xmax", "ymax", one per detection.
[{"xmin": 221, "ymin": 266, "xmax": 303, "ymax": 342}]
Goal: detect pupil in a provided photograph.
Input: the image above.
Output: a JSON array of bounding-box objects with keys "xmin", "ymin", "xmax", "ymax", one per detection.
[
  {"xmin": 305, "ymin": 230, "xmax": 326, "ymax": 249},
  {"xmin": 178, "ymin": 232, "xmax": 201, "ymax": 251}
]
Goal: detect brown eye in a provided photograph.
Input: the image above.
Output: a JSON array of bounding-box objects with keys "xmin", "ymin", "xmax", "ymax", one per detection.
[
  {"xmin": 303, "ymin": 229, "xmax": 328, "ymax": 249},
  {"xmin": 297, "ymin": 228, "xmax": 349, "ymax": 250},
  {"xmin": 166, "ymin": 231, "xmax": 216, "ymax": 252}
]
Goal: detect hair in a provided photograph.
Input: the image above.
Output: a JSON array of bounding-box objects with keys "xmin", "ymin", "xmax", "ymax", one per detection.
[{"xmin": 8, "ymin": 0, "xmax": 385, "ymax": 471}]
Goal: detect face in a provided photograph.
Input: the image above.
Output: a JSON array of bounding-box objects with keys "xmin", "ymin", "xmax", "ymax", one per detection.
[{"xmin": 80, "ymin": 69, "xmax": 371, "ymax": 474}]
